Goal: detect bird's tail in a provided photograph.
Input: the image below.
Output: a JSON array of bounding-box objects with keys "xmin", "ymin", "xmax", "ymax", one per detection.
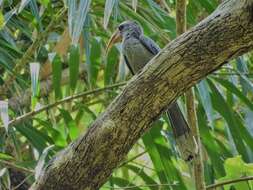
[{"xmin": 166, "ymin": 102, "xmax": 197, "ymax": 162}]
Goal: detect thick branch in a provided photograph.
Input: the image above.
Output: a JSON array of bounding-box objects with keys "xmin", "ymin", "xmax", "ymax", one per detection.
[{"xmin": 31, "ymin": 0, "xmax": 253, "ymax": 189}]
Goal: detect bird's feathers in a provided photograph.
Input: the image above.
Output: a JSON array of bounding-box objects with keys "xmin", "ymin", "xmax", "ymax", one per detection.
[
  {"xmin": 124, "ymin": 55, "xmax": 135, "ymax": 75},
  {"xmin": 139, "ymin": 35, "xmax": 160, "ymax": 55}
]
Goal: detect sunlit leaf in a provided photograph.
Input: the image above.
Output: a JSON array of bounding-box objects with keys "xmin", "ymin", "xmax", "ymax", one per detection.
[
  {"xmin": 0, "ymin": 152, "xmax": 13, "ymax": 160},
  {"xmin": 218, "ymin": 156, "xmax": 253, "ymax": 190},
  {"xmin": 59, "ymin": 109, "xmax": 79, "ymax": 141},
  {"xmin": 0, "ymin": 11, "xmax": 4, "ymax": 29}
]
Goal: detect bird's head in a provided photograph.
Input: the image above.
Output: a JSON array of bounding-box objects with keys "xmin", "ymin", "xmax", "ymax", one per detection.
[{"xmin": 106, "ymin": 20, "xmax": 142, "ymax": 53}]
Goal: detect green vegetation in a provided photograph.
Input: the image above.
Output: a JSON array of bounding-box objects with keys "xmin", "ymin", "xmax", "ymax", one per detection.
[{"xmin": 0, "ymin": 0, "xmax": 253, "ymax": 189}]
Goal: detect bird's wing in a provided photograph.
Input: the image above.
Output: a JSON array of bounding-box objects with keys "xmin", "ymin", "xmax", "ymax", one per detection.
[
  {"xmin": 123, "ymin": 55, "xmax": 135, "ymax": 75},
  {"xmin": 139, "ymin": 35, "xmax": 160, "ymax": 55}
]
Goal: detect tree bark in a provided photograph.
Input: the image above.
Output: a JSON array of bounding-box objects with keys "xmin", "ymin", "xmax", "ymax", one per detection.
[{"xmin": 31, "ymin": 0, "xmax": 253, "ymax": 189}]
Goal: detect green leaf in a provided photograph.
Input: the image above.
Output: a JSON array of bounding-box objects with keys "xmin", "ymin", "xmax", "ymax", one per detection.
[
  {"xmin": 35, "ymin": 118, "xmax": 67, "ymax": 148},
  {"xmin": 15, "ymin": 124, "xmax": 49, "ymax": 153},
  {"xmin": 39, "ymin": 0, "xmax": 49, "ymax": 6},
  {"xmin": 218, "ymin": 156, "xmax": 253, "ymax": 190},
  {"xmin": 68, "ymin": 44, "xmax": 80, "ymax": 92},
  {"xmin": 236, "ymin": 57, "xmax": 249, "ymax": 94},
  {"xmin": 0, "ymin": 11, "xmax": 4, "ymax": 29},
  {"xmin": 30, "ymin": 0, "xmax": 43, "ymax": 31},
  {"xmin": 142, "ymin": 121, "xmax": 187, "ymax": 190},
  {"xmin": 197, "ymin": 80, "xmax": 214, "ymax": 128},
  {"xmin": 59, "ymin": 109, "xmax": 79, "ymax": 141},
  {"xmin": 213, "ymin": 77, "xmax": 253, "ymax": 112},
  {"xmin": 208, "ymin": 79, "xmax": 250, "ymax": 162},
  {"xmin": 50, "ymin": 53, "xmax": 62, "ymax": 100},
  {"xmin": 105, "ymin": 46, "xmax": 119, "ymax": 85},
  {"xmin": 19, "ymin": 0, "xmax": 32, "ymax": 13},
  {"xmin": 197, "ymin": 104, "xmax": 225, "ymax": 176},
  {"xmin": 0, "ymin": 152, "xmax": 13, "ymax": 160},
  {"xmin": 125, "ymin": 164, "xmax": 158, "ymax": 190},
  {"xmin": 111, "ymin": 177, "xmax": 142, "ymax": 190},
  {"xmin": 196, "ymin": 0, "xmax": 217, "ymax": 13},
  {"xmin": 213, "ymin": 78, "xmax": 253, "ymax": 152},
  {"xmin": 89, "ymin": 38, "xmax": 101, "ymax": 87}
]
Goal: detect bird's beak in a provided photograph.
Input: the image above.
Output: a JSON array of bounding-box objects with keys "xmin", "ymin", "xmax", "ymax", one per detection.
[{"xmin": 106, "ymin": 29, "xmax": 122, "ymax": 53}]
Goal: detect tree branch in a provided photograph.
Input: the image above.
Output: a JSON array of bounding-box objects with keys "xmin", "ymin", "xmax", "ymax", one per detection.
[{"xmin": 30, "ymin": 0, "xmax": 253, "ymax": 189}]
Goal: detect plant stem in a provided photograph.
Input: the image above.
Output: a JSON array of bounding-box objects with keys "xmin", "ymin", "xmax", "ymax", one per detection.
[
  {"xmin": 206, "ymin": 176, "xmax": 253, "ymax": 189},
  {"xmin": 176, "ymin": 0, "xmax": 205, "ymax": 189},
  {"xmin": 0, "ymin": 160, "xmax": 34, "ymax": 174}
]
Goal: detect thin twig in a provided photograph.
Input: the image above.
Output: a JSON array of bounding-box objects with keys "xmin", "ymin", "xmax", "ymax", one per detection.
[
  {"xmin": 104, "ymin": 183, "xmax": 176, "ymax": 189},
  {"xmin": 131, "ymin": 161, "xmax": 155, "ymax": 171},
  {"xmin": 6, "ymin": 82, "xmax": 126, "ymax": 128},
  {"xmin": 0, "ymin": 160, "xmax": 34, "ymax": 174},
  {"xmin": 212, "ymin": 72, "xmax": 253, "ymax": 76},
  {"xmin": 206, "ymin": 176, "xmax": 253, "ymax": 189},
  {"xmin": 0, "ymin": 8, "xmax": 67, "ymax": 98},
  {"xmin": 118, "ymin": 150, "xmax": 147, "ymax": 168}
]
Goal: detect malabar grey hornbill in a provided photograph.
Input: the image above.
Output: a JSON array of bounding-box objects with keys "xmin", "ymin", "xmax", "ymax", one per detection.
[{"xmin": 106, "ymin": 20, "xmax": 196, "ymax": 161}]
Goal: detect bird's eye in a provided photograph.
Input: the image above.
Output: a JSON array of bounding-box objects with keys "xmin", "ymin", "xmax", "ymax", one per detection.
[{"xmin": 118, "ymin": 25, "xmax": 124, "ymax": 31}]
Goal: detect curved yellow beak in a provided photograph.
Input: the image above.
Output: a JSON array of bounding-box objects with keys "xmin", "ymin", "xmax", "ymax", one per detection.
[{"xmin": 106, "ymin": 29, "xmax": 122, "ymax": 54}]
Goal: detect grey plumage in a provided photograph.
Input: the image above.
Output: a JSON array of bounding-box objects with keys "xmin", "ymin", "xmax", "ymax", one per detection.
[{"xmin": 113, "ymin": 20, "xmax": 196, "ymax": 161}]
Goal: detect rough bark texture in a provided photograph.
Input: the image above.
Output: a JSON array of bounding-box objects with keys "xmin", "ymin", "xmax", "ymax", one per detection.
[{"xmin": 31, "ymin": 0, "xmax": 253, "ymax": 189}]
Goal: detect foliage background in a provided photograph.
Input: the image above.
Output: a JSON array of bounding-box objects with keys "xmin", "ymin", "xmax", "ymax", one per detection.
[{"xmin": 0, "ymin": 0, "xmax": 253, "ymax": 189}]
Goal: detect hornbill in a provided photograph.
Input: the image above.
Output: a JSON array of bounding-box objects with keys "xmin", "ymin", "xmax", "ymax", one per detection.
[{"xmin": 106, "ymin": 20, "xmax": 196, "ymax": 161}]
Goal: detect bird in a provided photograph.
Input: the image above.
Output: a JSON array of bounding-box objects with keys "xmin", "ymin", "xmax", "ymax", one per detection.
[{"xmin": 106, "ymin": 20, "xmax": 196, "ymax": 161}]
